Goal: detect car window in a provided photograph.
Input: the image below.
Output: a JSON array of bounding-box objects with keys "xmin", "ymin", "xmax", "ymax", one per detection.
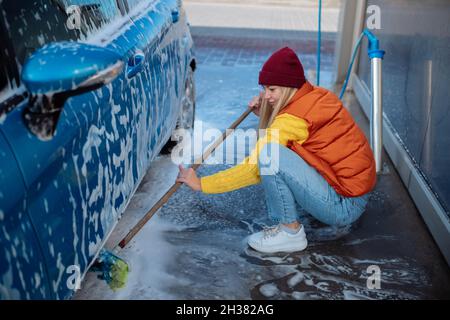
[
  {"xmin": 0, "ymin": 43, "xmax": 23, "ymax": 120},
  {"xmin": 0, "ymin": 0, "xmax": 126, "ymax": 68},
  {"xmin": 0, "ymin": 0, "xmax": 79, "ymax": 67},
  {"xmin": 0, "ymin": 15, "xmax": 20, "ymax": 100},
  {"xmin": 60, "ymin": 0, "xmax": 122, "ymax": 38},
  {"xmin": 126, "ymin": 0, "xmax": 146, "ymax": 10},
  {"xmin": 0, "ymin": 59, "xmax": 8, "ymax": 95},
  {"xmin": 116, "ymin": 0, "xmax": 147, "ymax": 15}
]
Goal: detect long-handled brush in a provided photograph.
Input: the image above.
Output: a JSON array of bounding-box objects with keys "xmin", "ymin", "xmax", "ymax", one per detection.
[{"xmin": 89, "ymin": 107, "xmax": 253, "ymax": 290}]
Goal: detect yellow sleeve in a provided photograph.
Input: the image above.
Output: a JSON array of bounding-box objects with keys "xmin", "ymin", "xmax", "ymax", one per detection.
[{"xmin": 200, "ymin": 114, "xmax": 309, "ymax": 194}]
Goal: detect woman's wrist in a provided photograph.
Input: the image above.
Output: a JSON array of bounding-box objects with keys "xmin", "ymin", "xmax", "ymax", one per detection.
[{"xmin": 196, "ymin": 176, "xmax": 202, "ymax": 192}]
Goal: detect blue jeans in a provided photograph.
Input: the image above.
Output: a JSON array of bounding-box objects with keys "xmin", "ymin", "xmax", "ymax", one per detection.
[{"xmin": 257, "ymin": 143, "xmax": 369, "ymax": 226}]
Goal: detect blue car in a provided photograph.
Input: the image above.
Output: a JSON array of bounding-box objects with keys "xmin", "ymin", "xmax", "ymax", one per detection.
[{"xmin": 0, "ymin": 0, "xmax": 195, "ymax": 299}]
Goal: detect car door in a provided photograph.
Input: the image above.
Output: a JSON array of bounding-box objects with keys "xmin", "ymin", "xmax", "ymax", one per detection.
[
  {"xmin": 123, "ymin": 0, "xmax": 189, "ymax": 160},
  {"xmin": 0, "ymin": 132, "xmax": 53, "ymax": 299},
  {"xmin": 0, "ymin": 0, "xmax": 172, "ymax": 299},
  {"xmin": 0, "ymin": 30, "xmax": 52, "ymax": 298}
]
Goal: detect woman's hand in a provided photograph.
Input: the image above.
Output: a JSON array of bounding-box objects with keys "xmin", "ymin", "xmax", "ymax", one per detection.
[
  {"xmin": 248, "ymin": 92, "xmax": 264, "ymax": 116},
  {"xmin": 176, "ymin": 164, "xmax": 202, "ymax": 191}
]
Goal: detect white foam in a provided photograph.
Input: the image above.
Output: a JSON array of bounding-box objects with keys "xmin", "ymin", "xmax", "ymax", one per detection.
[
  {"xmin": 287, "ymin": 272, "xmax": 304, "ymax": 288},
  {"xmin": 76, "ymin": 215, "xmax": 181, "ymax": 299},
  {"xmin": 259, "ymin": 283, "xmax": 279, "ymax": 298},
  {"xmin": 343, "ymin": 290, "xmax": 373, "ymax": 300}
]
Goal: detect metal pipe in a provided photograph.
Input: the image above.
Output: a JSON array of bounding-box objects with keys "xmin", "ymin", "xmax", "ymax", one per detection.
[
  {"xmin": 364, "ymin": 29, "xmax": 385, "ymax": 174},
  {"xmin": 371, "ymin": 57, "xmax": 383, "ymax": 173}
]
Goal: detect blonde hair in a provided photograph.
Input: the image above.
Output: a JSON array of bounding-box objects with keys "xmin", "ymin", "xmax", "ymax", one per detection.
[{"xmin": 258, "ymin": 87, "xmax": 298, "ymax": 130}]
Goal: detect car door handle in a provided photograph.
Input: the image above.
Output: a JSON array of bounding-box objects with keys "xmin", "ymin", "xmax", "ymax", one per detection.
[
  {"xmin": 172, "ymin": 9, "xmax": 179, "ymax": 23},
  {"xmin": 127, "ymin": 51, "xmax": 145, "ymax": 79}
]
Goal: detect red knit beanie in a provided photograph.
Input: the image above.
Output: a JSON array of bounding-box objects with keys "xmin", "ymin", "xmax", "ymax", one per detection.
[{"xmin": 258, "ymin": 47, "xmax": 305, "ymax": 88}]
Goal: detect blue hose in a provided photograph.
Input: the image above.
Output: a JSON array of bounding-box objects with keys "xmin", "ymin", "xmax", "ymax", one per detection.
[
  {"xmin": 316, "ymin": 0, "xmax": 322, "ymax": 86},
  {"xmin": 339, "ymin": 32, "xmax": 365, "ymax": 99},
  {"xmin": 338, "ymin": 29, "xmax": 385, "ymax": 99},
  {"xmin": 315, "ymin": 2, "xmax": 384, "ymax": 98}
]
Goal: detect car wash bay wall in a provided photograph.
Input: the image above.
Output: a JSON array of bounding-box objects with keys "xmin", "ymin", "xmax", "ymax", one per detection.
[{"xmin": 351, "ymin": 0, "xmax": 450, "ymax": 265}]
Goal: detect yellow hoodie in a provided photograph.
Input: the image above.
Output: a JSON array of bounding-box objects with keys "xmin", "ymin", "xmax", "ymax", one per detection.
[{"xmin": 200, "ymin": 113, "xmax": 309, "ymax": 194}]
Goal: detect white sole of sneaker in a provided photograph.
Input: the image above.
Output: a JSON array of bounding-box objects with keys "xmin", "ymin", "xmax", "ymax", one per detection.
[{"xmin": 248, "ymin": 239, "xmax": 308, "ymax": 254}]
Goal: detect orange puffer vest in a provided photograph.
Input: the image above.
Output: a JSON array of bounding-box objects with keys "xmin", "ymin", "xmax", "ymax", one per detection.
[{"xmin": 279, "ymin": 81, "xmax": 376, "ymax": 197}]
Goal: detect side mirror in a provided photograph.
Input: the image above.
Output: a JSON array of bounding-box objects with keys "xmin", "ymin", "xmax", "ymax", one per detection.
[{"xmin": 21, "ymin": 42, "xmax": 124, "ymax": 140}]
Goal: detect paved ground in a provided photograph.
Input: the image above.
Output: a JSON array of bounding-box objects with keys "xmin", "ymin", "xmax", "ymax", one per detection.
[
  {"xmin": 184, "ymin": 0, "xmax": 340, "ymax": 34},
  {"xmin": 74, "ymin": 24, "xmax": 450, "ymax": 299},
  {"xmin": 185, "ymin": 0, "xmax": 342, "ymax": 8}
]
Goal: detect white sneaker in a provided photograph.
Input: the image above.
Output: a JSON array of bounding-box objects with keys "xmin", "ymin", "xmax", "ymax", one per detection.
[{"xmin": 247, "ymin": 225, "xmax": 308, "ymax": 253}]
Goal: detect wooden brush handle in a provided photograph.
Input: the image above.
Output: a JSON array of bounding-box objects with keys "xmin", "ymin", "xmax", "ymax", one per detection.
[{"xmin": 117, "ymin": 107, "xmax": 253, "ymax": 249}]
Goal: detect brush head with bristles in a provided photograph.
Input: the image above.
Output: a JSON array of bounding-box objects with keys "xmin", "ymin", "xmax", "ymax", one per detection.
[{"xmin": 90, "ymin": 249, "xmax": 129, "ymax": 291}]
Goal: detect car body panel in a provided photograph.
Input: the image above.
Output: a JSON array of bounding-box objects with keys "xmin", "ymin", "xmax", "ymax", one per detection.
[{"xmin": 0, "ymin": 131, "xmax": 52, "ymax": 299}]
